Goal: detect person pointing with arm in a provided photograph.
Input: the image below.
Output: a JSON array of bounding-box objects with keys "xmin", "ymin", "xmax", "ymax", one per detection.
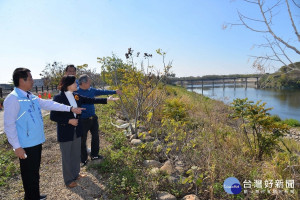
[
  {"xmin": 3, "ymin": 68, "xmax": 84, "ymax": 200},
  {"xmin": 50, "ymin": 75, "xmax": 119, "ymax": 188},
  {"xmin": 77, "ymin": 74, "xmax": 122, "ymax": 166}
]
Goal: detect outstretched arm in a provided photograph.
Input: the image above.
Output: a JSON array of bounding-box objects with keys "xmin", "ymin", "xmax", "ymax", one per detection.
[
  {"xmin": 93, "ymin": 88, "xmax": 122, "ymax": 96},
  {"xmin": 38, "ymin": 96, "xmax": 84, "ymax": 114},
  {"xmin": 78, "ymin": 94, "xmax": 108, "ymax": 104},
  {"xmin": 79, "ymin": 94, "xmax": 119, "ymax": 104},
  {"xmin": 50, "ymin": 95, "xmax": 85, "ymax": 123}
]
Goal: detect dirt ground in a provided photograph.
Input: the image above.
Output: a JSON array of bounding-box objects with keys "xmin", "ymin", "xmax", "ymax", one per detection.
[{"xmin": 0, "ymin": 114, "xmax": 109, "ymax": 200}]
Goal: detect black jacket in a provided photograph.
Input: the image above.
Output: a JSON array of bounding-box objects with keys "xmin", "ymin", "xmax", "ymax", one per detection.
[{"xmin": 50, "ymin": 92, "xmax": 107, "ymax": 142}]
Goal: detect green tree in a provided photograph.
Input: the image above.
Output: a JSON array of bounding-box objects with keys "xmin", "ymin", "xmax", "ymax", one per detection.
[
  {"xmin": 40, "ymin": 62, "xmax": 102, "ymax": 87},
  {"xmin": 40, "ymin": 61, "xmax": 65, "ymax": 86},
  {"xmin": 97, "ymin": 54, "xmax": 131, "ymax": 87},
  {"xmin": 76, "ymin": 64, "xmax": 103, "ymax": 88},
  {"xmin": 98, "ymin": 48, "xmax": 172, "ymax": 136},
  {"xmin": 231, "ymin": 98, "xmax": 289, "ymax": 160}
]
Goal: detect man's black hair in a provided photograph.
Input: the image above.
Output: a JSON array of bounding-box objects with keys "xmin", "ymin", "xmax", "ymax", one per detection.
[
  {"xmin": 65, "ymin": 64, "xmax": 76, "ymax": 72},
  {"xmin": 13, "ymin": 68, "xmax": 31, "ymax": 87}
]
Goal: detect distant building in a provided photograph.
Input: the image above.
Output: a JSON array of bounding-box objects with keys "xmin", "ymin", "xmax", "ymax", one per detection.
[
  {"xmin": 0, "ymin": 84, "xmax": 13, "ymax": 98},
  {"xmin": 33, "ymin": 79, "xmax": 44, "ymax": 87},
  {"xmin": 0, "ymin": 79, "xmax": 44, "ymax": 90},
  {"xmin": 0, "ymin": 84, "xmax": 12, "ymax": 90}
]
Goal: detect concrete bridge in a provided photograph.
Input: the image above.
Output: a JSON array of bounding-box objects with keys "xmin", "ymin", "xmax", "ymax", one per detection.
[{"xmin": 167, "ymin": 75, "xmax": 263, "ymax": 94}]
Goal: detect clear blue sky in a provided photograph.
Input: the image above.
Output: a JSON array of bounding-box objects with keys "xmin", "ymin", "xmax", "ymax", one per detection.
[{"xmin": 0, "ymin": 0, "xmax": 297, "ymax": 83}]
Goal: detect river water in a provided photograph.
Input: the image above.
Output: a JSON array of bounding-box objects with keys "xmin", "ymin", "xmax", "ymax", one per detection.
[{"xmin": 189, "ymin": 85, "xmax": 300, "ymax": 121}]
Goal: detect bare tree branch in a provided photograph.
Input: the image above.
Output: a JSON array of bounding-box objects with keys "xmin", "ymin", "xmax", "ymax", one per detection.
[
  {"xmin": 266, "ymin": 37, "xmax": 291, "ymax": 67},
  {"xmin": 263, "ymin": 0, "xmax": 282, "ymax": 13},
  {"xmin": 238, "ymin": 11, "xmax": 269, "ymax": 32},
  {"xmin": 273, "ymin": 39, "xmax": 294, "ymax": 65},
  {"xmin": 229, "ymin": 0, "xmax": 300, "ymax": 76},
  {"xmin": 258, "ymin": 0, "xmax": 300, "ymax": 55},
  {"xmin": 291, "ymin": 0, "xmax": 300, "ymax": 8},
  {"xmin": 239, "ymin": 12, "xmax": 266, "ymax": 23},
  {"xmin": 243, "ymin": 0, "xmax": 259, "ymax": 4},
  {"xmin": 286, "ymin": 0, "xmax": 300, "ymax": 41}
]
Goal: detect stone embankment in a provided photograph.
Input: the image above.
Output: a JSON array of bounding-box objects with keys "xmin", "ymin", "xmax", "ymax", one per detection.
[{"xmin": 286, "ymin": 128, "xmax": 300, "ymax": 142}]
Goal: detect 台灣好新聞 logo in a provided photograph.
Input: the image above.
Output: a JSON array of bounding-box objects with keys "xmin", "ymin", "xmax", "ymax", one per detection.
[{"xmin": 223, "ymin": 177, "xmax": 242, "ymax": 194}]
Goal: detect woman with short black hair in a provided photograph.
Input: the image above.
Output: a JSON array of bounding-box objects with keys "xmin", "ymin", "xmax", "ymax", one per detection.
[{"xmin": 50, "ymin": 75, "xmax": 118, "ymax": 188}]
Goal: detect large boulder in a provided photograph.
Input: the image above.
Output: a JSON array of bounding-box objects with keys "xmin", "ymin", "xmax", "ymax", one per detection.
[
  {"xmin": 116, "ymin": 119, "xmax": 127, "ymax": 125},
  {"xmin": 160, "ymin": 160, "xmax": 174, "ymax": 175},
  {"xmin": 181, "ymin": 194, "xmax": 200, "ymax": 200},
  {"xmin": 157, "ymin": 191, "xmax": 177, "ymax": 200},
  {"xmin": 130, "ymin": 139, "xmax": 142, "ymax": 145},
  {"xmin": 143, "ymin": 160, "xmax": 162, "ymax": 168}
]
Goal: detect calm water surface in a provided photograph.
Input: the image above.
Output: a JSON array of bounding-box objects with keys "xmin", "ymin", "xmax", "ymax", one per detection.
[{"xmin": 189, "ymin": 86, "xmax": 300, "ymax": 121}]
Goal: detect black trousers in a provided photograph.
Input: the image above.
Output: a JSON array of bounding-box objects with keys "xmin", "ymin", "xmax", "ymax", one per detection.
[
  {"xmin": 80, "ymin": 115, "xmax": 99, "ymax": 163},
  {"xmin": 19, "ymin": 144, "xmax": 42, "ymax": 200}
]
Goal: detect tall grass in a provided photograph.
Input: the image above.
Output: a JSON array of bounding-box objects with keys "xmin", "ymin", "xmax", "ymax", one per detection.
[{"xmin": 90, "ymin": 85, "xmax": 300, "ymax": 199}]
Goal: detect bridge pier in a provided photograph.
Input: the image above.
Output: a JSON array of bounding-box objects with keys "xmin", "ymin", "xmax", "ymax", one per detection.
[
  {"xmin": 245, "ymin": 78, "xmax": 248, "ymax": 88},
  {"xmin": 234, "ymin": 78, "xmax": 236, "ymax": 89},
  {"xmin": 202, "ymin": 80, "xmax": 203, "ymax": 95},
  {"xmin": 223, "ymin": 78, "xmax": 225, "ymax": 88}
]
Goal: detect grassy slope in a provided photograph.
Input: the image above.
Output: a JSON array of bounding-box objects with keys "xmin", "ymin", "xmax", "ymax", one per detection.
[
  {"xmin": 92, "ymin": 85, "xmax": 300, "ymax": 199},
  {"xmin": 0, "ymin": 85, "xmax": 299, "ymax": 199}
]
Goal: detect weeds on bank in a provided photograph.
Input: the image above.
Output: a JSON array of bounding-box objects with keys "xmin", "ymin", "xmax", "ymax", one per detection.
[
  {"xmin": 0, "ymin": 134, "xmax": 19, "ymax": 186},
  {"xmin": 283, "ymin": 119, "xmax": 300, "ymax": 127},
  {"xmin": 91, "ymin": 86, "xmax": 299, "ymax": 199},
  {"xmin": 271, "ymin": 114, "xmax": 300, "ymax": 127},
  {"xmin": 230, "ymin": 98, "xmax": 290, "ymax": 161},
  {"xmin": 92, "ymin": 103, "xmax": 151, "ymax": 198},
  {"xmin": 89, "ymin": 50, "xmax": 300, "ymax": 199}
]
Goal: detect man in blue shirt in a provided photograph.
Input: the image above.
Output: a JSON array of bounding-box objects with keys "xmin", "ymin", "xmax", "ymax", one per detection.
[{"xmin": 77, "ymin": 74, "xmax": 122, "ymax": 165}]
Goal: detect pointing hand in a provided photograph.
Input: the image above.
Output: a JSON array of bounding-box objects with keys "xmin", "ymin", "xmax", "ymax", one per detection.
[
  {"xmin": 71, "ymin": 107, "xmax": 86, "ymax": 114},
  {"xmin": 116, "ymin": 89, "xmax": 122, "ymax": 95},
  {"xmin": 108, "ymin": 96, "xmax": 119, "ymax": 101}
]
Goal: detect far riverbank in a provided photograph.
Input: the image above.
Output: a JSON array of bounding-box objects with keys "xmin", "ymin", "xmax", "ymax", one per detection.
[{"xmin": 191, "ymin": 86, "xmax": 300, "ymax": 121}]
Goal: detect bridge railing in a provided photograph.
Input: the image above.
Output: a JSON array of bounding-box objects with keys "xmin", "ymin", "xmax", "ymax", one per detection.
[{"xmin": 168, "ymin": 76, "xmax": 261, "ymax": 94}]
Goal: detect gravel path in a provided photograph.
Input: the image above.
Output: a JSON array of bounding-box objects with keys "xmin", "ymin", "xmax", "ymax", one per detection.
[{"xmin": 0, "ymin": 115, "xmax": 109, "ymax": 200}]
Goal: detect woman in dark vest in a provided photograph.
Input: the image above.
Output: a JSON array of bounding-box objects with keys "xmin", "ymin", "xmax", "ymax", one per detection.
[{"xmin": 50, "ymin": 75, "xmax": 118, "ymax": 188}]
